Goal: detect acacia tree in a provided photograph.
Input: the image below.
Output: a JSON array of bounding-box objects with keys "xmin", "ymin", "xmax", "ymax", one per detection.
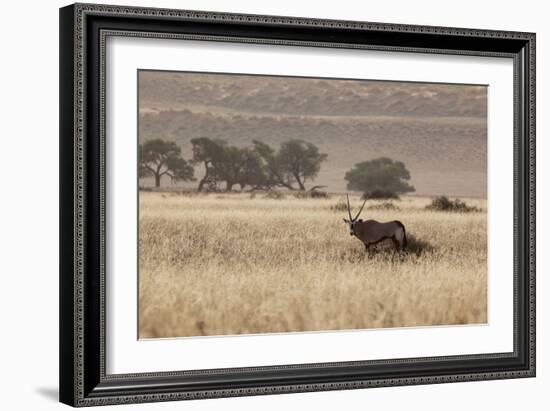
[
  {"xmin": 139, "ymin": 139, "xmax": 195, "ymax": 188},
  {"xmin": 234, "ymin": 149, "xmax": 266, "ymax": 191},
  {"xmin": 190, "ymin": 138, "xmax": 327, "ymax": 192},
  {"xmin": 215, "ymin": 146, "xmax": 248, "ymax": 192},
  {"xmin": 344, "ymin": 157, "xmax": 415, "ymax": 197},
  {"xmin": 190, "ymin": 137, "xmax": 227, "ymax": 191},
  {"xmin": 252, "ymin": 139, "xmax": 327, "ymax": 191},
  {"xmin": 278, "ymin": 140, "xmax": 327, "ymax": 190},
  {"xmin": 190, "ymin": 138, "xmax": 261, "ymax": 191},
  {"xmin": 252, "ymin": 140, "xmax": 293, "ymax": 190}
]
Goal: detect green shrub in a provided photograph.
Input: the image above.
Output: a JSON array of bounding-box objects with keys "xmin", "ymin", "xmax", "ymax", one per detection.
[
  {"xmin": 367, "ymin": 201, "xmax": 400, "ymax": 211},
  {"xmin": 310, "ymin": 190, "xmax": 329, "ymax": 198},
  {"xmin": 264, "ymin": 190, "xmax": 285, "ymax": 200},
  {"xmin": 295, "ymin": 190, "xmax": 329, "ymax": 199},
  {"xmin": 293, "ymin": 191, "xmax": 309, "ymax": 199},
  {"xmin": 362, "ymin": 190, "xmax": 400, "ymax": 200},
  {"xmin": 426, "ymin": 196, "xmax": 480, "ymax": 212},
  {"xmin": 330, "ymin": 200, "xmax": 349, "ymax": 212}
]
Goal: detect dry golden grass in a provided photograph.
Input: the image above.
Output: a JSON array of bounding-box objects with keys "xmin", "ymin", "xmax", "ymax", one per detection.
[{"xmin": 139, "ymin": 192, "xmax": 487, "ymax": 338}]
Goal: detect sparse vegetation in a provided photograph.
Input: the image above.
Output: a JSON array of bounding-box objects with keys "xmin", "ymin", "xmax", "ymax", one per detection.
[
  {"xmin": 367, "ymin": 201, "xmax": 400, "ymax": 211},
  {"xmin": 426, "ymin": 196, "xmax": 481, "ymax": 213},
  {"xmin": 362, "ymin": 189, "xmax": 400, "ymax": 200},
  {"xmin": 263, "ymin": 190, "xmax": 285, "ymax": 200},
  {"xmin": 139, "ymin": 193, "xmax": 487, "ymax": 338},
  {"xmin": 309, "ymin": 190, "xmax": 329, "ymax": 199},
  {"xmin": 294, "ymin": 189, "xmax": 329, "ymax": 199},
  {"xmin": 330, "ymin": 199, "xmax": 349, "ymax": 212}
]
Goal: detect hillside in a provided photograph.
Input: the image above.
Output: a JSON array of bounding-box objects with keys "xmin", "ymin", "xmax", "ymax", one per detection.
[{"xmin": 138, "ymin": 70, "xmax": 487, "ymax": 197}]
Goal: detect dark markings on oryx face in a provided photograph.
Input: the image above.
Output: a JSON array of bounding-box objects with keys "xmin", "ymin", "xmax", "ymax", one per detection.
[{"xmin": 343, "ymin": 194, "xmax": 407, "ymax": 253}]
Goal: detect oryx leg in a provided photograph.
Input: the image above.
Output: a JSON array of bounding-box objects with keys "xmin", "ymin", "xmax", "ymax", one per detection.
[
  {"xmin": 391, "ymin": 236, "xmax": 401, "ymax": 251},
  {"xmin": 393, "ymin": 227, "xmax": 406, "ymax": 251},
  {"xmin": 364, "ymin": 242, "xmax": 375, "ymax": 257}
]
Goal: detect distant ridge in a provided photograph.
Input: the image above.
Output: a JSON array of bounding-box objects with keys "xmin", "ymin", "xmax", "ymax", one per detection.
[{"xmin": 138, "ymin": 71, "xmax": 487, "ymax": 197}]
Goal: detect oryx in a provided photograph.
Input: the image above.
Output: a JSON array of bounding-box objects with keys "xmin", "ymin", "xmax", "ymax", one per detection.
[{"xmin": 343, "ymin": 194, "xmax": 407, "ymax": 253}]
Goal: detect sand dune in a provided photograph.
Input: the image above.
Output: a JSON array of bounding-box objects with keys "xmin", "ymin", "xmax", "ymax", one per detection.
[{"xmin": 138, "ymin": 71, "xmax": 487, "ymax": 197}]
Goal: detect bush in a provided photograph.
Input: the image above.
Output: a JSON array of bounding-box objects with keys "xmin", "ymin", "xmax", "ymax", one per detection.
[
  {"xmin": 362, "ymin": 190, "xmax": 400, "ymax": 200},
  {"xmin": 367, "ymin": 202, "xmax": 400, "ymax": 211},
  {"xmin": 331, "ymin": 198, "xmax": 400, "ymax": 213},
  {"xmin": 264, "ymin": 190, "xmax": 285, "ymax": 200},
  {"xmin": 426, "ymin": 196, "xmax": 480, "ymax": 213},
  {"xmin": 178, "ymin": 190, "xmax": 200, "ymax": 196},
  {"xmin": 293, "ymin": 191, "xmax": 309, "ymax": 199},
  {"xmin": 295, "ymin": 190, "xmax": 329, "ymax": 199},
  {"xmin": 330, "ymin": 200, "xmax": 349, "ymax": 212},
  {"xmin": 310, "ymin": 190, "xmax": 329, "ymax": 199}
]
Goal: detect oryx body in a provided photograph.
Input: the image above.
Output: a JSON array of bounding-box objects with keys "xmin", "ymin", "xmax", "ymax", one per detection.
[{"xmin": 343, "ymin": 195, "xmax": 407, "ymax": 252}]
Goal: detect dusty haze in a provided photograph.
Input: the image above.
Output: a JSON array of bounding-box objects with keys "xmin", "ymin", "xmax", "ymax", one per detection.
[{"xmin": 138, "ymin": 70, "xmax": 487, "ymax": 197}]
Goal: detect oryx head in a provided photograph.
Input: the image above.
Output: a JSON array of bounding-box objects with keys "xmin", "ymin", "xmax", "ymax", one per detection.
[{"xmin": 343, "ymin": 194, "xmax": 367, "ymax": 236}]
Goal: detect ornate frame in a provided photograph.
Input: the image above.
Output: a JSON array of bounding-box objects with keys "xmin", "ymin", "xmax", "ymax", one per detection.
[{"xmin": 59, "ymin": 3, "xmax": 536, "ymax": 407}]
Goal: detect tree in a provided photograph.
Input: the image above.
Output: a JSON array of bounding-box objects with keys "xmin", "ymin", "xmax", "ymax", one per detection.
[
  {"xmin": 190, "ymin": 138, "xmax": 327, "ymax": 192},
  {"xmin": 345, "ymin": 157, "xmax": 415, "ymax": 197},
  {"xmin": 190, "ymin": 137, "xmax": 227, "ymax": 191},
  {"xmin": 191, "ymin": 138, "xmax": 264, "ymax": 192},
  {"xmin": 214, "ymin": 146, "xmax": 247, "ymax": 192},
  {"xmin": 278, "ymin": 140, "xmax": 327, "ymax": 190},
  {"xmin": 235, "ymin": 149, "xmax": 267, "ymax": 190},
  {"xmin": 253, "ymin": 139, "xmax": 327, "ymax": 191},
  {"xmin": 139, "ymin": 139, "xmax": 195, "ymax": 188},
  {"xmin": 252, "ymin": 140, "xmax": 293, "ymax": 190}
]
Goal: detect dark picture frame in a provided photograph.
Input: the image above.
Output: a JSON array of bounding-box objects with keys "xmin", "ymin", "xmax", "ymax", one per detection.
[{"xmin": 59, "ymin": 3, "xmax": 535, "ymax": 407}]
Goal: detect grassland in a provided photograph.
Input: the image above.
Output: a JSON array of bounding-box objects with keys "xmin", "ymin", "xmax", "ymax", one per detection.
[{"xmin": 139, "ymin": 192, "xmax": 487, "ymax": 338}]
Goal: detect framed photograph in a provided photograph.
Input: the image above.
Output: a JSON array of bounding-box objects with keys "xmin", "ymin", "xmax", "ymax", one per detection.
[{"xmin": 59, "ymin": 3, "xmax": 535, "ymax": 407}]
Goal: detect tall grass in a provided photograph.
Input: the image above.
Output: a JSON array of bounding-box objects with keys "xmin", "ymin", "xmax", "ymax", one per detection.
[{"xmin": 139, "ymin": 193, "xmax": 487, "ymax": 338}]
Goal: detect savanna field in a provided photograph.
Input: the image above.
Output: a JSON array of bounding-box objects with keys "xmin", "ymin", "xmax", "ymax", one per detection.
[{"xmin": 139, "ymin": 192, "xmax": 487, "ymax": 338}]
